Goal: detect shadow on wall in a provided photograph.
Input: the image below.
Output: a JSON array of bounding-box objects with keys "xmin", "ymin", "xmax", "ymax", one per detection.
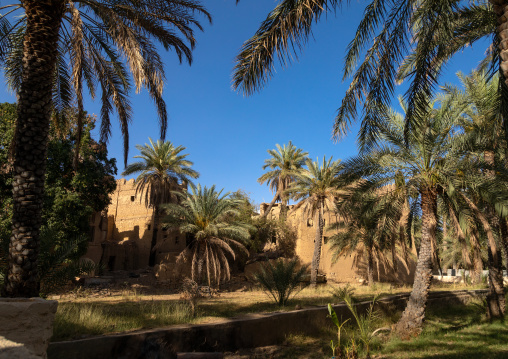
[{"xmin": 100, "ymin": 225, "xmax": 141, "ymax": 271}]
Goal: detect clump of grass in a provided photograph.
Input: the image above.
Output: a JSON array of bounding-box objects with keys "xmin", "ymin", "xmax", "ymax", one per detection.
[{"xmin": 52, "ymin": 300, "xmax": 194, "ymax": 341}]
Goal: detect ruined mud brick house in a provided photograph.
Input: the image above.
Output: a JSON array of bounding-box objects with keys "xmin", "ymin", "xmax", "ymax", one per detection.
[
  {"xmin": 85, "ymin": 178, "xmax": 186, "ymax": 271},
  {"xmin": 259, "ymin": 202, "xmax": 416, "ymax": 284},
  {"xmin": 84, "ymin": 178, "xmax": 415, "ymax": 283}
]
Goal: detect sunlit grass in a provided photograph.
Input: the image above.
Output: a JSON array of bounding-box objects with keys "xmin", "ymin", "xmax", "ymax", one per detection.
[
  {"xmin": 52, "ymin": 300, "xmax": 194, "ymax": 341},
  {"xmin": 51, "ymin": 281, "xmax": 488, "ymax": 343}
]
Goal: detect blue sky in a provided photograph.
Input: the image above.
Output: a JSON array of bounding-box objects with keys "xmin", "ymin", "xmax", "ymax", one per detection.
[{"xmin": 0, "ymin": 1, "xmax": 491, "ymax": 207}]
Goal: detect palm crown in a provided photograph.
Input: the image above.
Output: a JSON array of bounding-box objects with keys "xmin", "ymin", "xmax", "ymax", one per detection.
[
  {"xmin": 0, "ymin": 1, "xmax": 211, "ymax": 162},
  {"xmin": 122, "ymin": 138, "xmax": 199, "ymax": 207},
  {"xmin": 163, "ymin": 184, "xmax": 252, "ymax": 286},
  {"xmin": 258, "ymin": 141, "xmax": 308, "ymax": 216}
]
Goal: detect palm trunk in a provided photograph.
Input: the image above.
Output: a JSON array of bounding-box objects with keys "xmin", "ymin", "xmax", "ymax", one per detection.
[
  {"xmin": 367, "ymin": 247, "xmax": 374, "ymax": 287},
  {"xmin": 395, "ymin": 188, "xmax": 437, "ymax": 336},
  {"xmin": 499, "ymin": 217, "xmax": 508, "ymax": 273},
  {"xmin": 470, "ymin": 228, "xmax": 483, "ymax": 284},
  {"xmin": 4, "ymin": 1, "xmax": 65, "ymax": 297},
  {"xmin": 391, "ymin": 235, "xmax": 398, "ymax": 274},
  {"xmin": 149, "ymin": 205, "xmax": 160, "ymax": 267},
  {"xmin": 461, "ymin": 191, "xmax": 505, "ymax": 319},
  {"xmin": 487, "ymin": 242, "xmax": 505, "ymax": 319},
  {"xmin": 261, "ymin": 190, "xmax": 280, "ymax": 218},
  {"xmin": 492, "ymin": 0, "xmax": 508, "ymax": 86},
  {"xmin": 280, "ymin": 194, "xmax": 288, "ymax": 222},
  {"xmin": 310, "ymin": 202, "xmax": 324, "ymax": 286}
]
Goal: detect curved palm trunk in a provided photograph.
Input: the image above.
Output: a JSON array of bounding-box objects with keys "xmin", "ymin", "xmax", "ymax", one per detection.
[
  {"xmin": 395, "ymin": 188, "xmax": 437, "ymax": 336},
  {"xmin": 4, "ymin": 1, "xmax": 65, "ymax": 297},
  {"xmin": 492, "ymin": 0, "xmax": 508, "ymax": 86},
  {"xmin": 149, "ymin": 206, "xmax": 160, "ymax": 267},
  {"xmin": 310, "ymin": 202, "xmax": 324, "ymax": 286},
  {"xmin": 261, "ymin": 190, "xmax": 280, "ymax": 218}
]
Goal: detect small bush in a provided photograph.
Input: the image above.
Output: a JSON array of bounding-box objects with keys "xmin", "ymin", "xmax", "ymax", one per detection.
[{"xmin": 254, "ymin": 258, "xmax": 308, "ymax": 306}]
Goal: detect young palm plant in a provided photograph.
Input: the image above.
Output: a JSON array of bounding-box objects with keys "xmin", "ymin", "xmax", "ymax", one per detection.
[
  {"xmin": 258, "ymin": 141, "xmax": 308, "ymax": 220},
  {"xmin": 122, "ymin": 138, "xmax": 199, "ymax": 267},
  {"xmin": 254, "ymin": 258, "xmax": 308, "ymax": 306},
  {"xmin": 343, "ymin": 94, "xmax": 467, "ymax": 335},
  {"xmin": 287, "ymin": 156, "xmax": 344, "ymax": 286},
  {"xmin": 0, "ymin": 1, "xmax": 210, "ymax": 297},
  {"xmin": 162, "ymin": 185, "xmax": 252, "ymax": 287}
]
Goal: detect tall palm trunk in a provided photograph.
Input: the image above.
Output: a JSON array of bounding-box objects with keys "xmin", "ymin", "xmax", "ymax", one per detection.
[
  {"xmin": 492, "ymin": 0, "xmax": 508, "ymax": 86},
  {"xmin": 395, "ymin": 188, "xmax": 437, "ymax": 336},
  {"xmin": 367, "ymin": 246, "xmax": 374, "ymax": 287},
  {"xmin": 469, "ymin": 229, "xmax": 483, "ymax": 284},
  {"xmin": 149, "ymin": 205, "xmax": 160, "ymax": 267},
  {"xmin": 487, "ymin": 243, "xmax": 505, "ymax": 319},
  {"xmin": 499, "ymin": 217, "xmax": 508, "ymax": 274},
  {"xmin": 4, "ymin": 1, "xmax": 65, "ymax": 297},
  {"xmin": 462, "ymin": 190, "xmax": 505, "ymax": 319},
  {"xmin": 391, "ymin": 236, "xmax": 398, "ymax": 274},
  {"xmin": 310, "ymin": 202, "xmax": 324, "ymax": 286}
]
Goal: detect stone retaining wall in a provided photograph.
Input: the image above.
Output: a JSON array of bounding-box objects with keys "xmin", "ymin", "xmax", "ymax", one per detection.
[{"xmin": 47, "ymin": 289, "xmax": 487, "ymax": 359}]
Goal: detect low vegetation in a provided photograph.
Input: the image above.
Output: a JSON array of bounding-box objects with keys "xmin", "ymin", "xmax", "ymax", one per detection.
[
  {"xmin": 224, "ymin": 294, "xmax": 508, "ymax": 359},
  {"xmin": 254, "ymin": 258, "xmax": 308, "ymax": 306},
  {"xmin": 51, "ymin": 282, "xmax": 486, "ymax": 343}
]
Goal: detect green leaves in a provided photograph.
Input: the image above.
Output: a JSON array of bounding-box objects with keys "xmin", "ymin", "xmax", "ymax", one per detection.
[
  {"xmin": 122, "ymin": 138, "xmax": 199, "ymax": 209},
  {"xmin": 254, "ymin": 258, "xmax": 308, "ymax": 306},
  {"xmin": 163, "ymin": 184, "xmax": 253, "ymax": 286}
]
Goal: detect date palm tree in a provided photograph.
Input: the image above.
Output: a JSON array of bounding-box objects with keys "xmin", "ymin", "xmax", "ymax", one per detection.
[
  {"xmin": 287, "ymin": 156, "xmax": 344, "ymax": 286},
  {"xmin": 162, "ymin": 184, "xmax": 252, "ymax": 287},
  {"xmin": 122, "ymin": 138, "xmax": 199, "ymax": 267},
  {"xmin": 446, "ymin": 70, "xmax": 508, "ymax": 318},
  {"xmin": 258, "ymin": 141, "xmax": 308, "ymax": 220},
  {"xmin": 0, "ymin": 1, "xmax": 210, "ymax": 297},
  {"xmin": 233, "ymin": 1, "xmax": 508, "ymax": 151},
  {"xmin": 343, "ymin": 93, "xmax": 489, "ymax": 335}
]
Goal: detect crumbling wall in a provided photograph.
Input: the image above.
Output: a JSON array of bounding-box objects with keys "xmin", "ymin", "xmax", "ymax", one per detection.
[{"xmin": 83, "ymin": 178, "xmax": 187, "ymax": 271}]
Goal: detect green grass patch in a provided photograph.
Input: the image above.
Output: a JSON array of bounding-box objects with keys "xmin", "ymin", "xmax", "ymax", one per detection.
[
  {"xmin": 378, "ymin": 301, "xmax": 508, "ymax": 359},
  {"xmin": 52, "ymin": 300, "xmax": 194, "ymax": 341}
]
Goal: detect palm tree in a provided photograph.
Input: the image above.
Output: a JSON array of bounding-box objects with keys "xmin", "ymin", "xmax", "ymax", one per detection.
[
  {"xmin": 343, "ymin": 94, "xmax": 468, "ymax": 335},
  {"xmin": 258, "ymin": 141, "xmax": 308, "ymax": 220},
  {"xmin": 233, "ymin": 1, "xmax": 508, "ymax": 151},
  {"xmin": 0, "ymin": 1, "xmax": 209, "ymax": 297},
  {"xmin": 287, "ymin": 156, "xmax": 344, "ymax": 286},
  {"xmin": 122, "ymin": 138, "xmax": 198, "ymax": 267},
  {"xmin": 162, "ymin": 184, "xmax": 252, "ymax": 287},
  {"xmin": 446, "ymin": 71, "xmax": 508, "ymax": 316}
]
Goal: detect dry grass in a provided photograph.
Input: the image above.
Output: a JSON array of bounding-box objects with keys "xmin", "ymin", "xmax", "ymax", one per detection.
[{"xmin": 51, "ymin": 281, "xmax": 487, "ymax": 342}]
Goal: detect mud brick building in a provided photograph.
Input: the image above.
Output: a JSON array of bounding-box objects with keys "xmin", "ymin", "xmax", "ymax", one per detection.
[{"xmin": 85, "ymin": 179, "xmax": 186, "ymax": 271}]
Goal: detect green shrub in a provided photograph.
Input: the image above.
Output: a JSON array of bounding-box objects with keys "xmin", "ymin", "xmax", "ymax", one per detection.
[
  {"xmin": 1, "ymin": 226, "xmax": 102, "ymax": 296},
  {"xmin": 254, "ymin": 258, "xmax": 308, "ymax": 306},
  {"xmin": 330, "ymin": 283, "xmax": 356, "ymax": 302}
]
